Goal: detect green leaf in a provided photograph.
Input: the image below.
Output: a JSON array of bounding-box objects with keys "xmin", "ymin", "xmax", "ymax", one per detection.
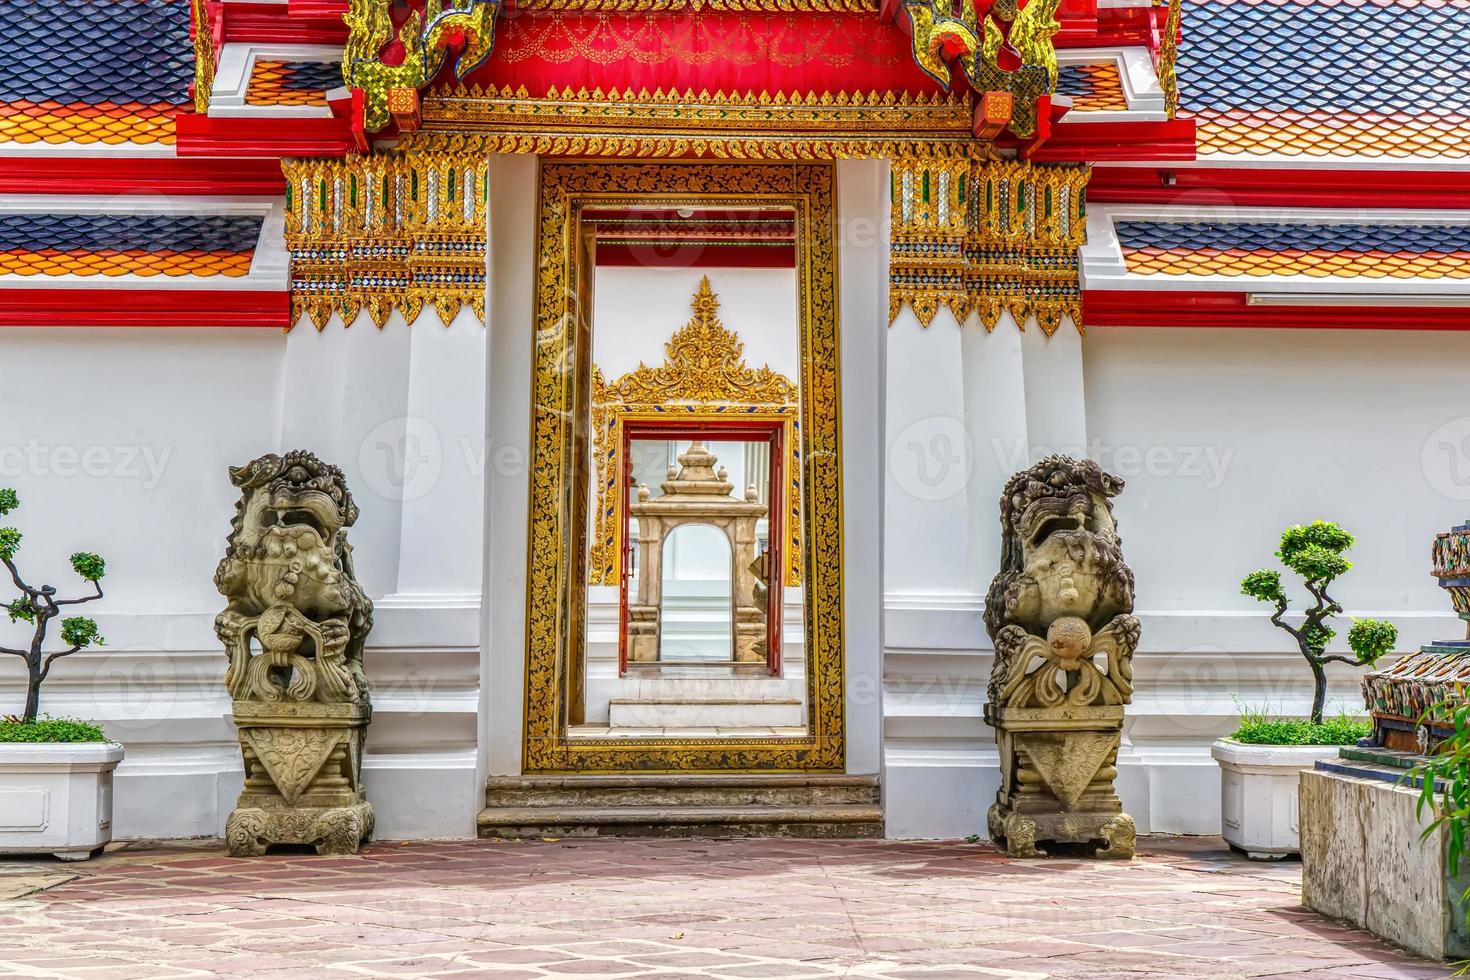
[
  {"xmin": 1280, "ymin": 543, "xmax": 1351, "ymax": 584},
  {"xmin": 59, "ymin": 616, "xmax": 103, "ymax": 648},
  {"xmin": 0, "ymin": 527, "xmax": 19, "ymax": 562},
  {"xmin": 5, "ymin": 599, "xmax": 35, "ymax": 625},
  {"xmin": 69, "ymin": 552, "xmax": 105, "ymax": 582},
  {"xmin": 0, "ymin": 488, "xmax": 16, "ymax": 517},
  {"xmin": 1241, "ymin": 569, "xmax": 1285, "ymax": 604},
  {"xmin": 1278, "ymin": 520, "xmax": 1355, "ymax": 560},
  {"xmin": 1348, "ymin": 618, "xmax": 1397, "ymax": 665},
  {"xmin": 1301, "ymin": 622, "xmax": 1336, "ymax": 653}
]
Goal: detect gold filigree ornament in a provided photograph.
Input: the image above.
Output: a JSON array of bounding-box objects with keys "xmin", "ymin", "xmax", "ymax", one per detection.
[
  {"xmin": 590, "ymin": 277, "xmax": 802, "ymax": 589},
  {"xmin": 889, "ymin": 152, "xmax": 1090, "ymax": 334},
  {"xmin": 897, "ymin": 0, "xmax": 1062, "ymax": 139},
  {"xmin": 1155, "ymin": 0, "xmax": 1184, "ymax": 119},
  {"xmin": 422, "ymin": 84, "xmax": 977, "ymax": 158},
  {"xmin": 526, "ymin": 161, "xmax": 844, "ymax": 773},
  {"xmin": 516, "ymin": 0, "xmax": 879, "ymax": 9},
  {"xmin": 191, "ymin": 0, "xmax": 218, "ymax": 113},
  {"xmin": 343, "ymin": 0, "xmax": 501, "ymax": 135},
  {"xmin": 281, "ymin": 136, "xmax": 488, "ymax": 330}
]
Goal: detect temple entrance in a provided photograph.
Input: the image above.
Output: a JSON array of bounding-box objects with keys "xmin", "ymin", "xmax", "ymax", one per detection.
[{"xmin": 516, "ymin": 161, "xmax": 847, "ymax": 773}]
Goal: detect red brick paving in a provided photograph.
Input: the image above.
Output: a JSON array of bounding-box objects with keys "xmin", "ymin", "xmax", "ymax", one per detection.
[{"xmin": 0, "ymin": 837, "xmax": 1452, "ymax": 979}]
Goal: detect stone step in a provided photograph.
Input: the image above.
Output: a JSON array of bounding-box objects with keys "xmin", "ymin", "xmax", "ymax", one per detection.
[
  {"xmin": 477, "ymin": 803, "xmax": 884, "ymax": 840},
  {"xmin": 608, "ymin": 697, "xmax": 803, "ymax": 729},
  {"xmin": 482, "ymin": 773, "xmax": 881, "ymax": 810}
]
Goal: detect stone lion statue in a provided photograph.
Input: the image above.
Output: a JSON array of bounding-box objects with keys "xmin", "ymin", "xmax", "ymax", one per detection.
[
  {"xmin": 984, "ymin": 454, "xmax": 1138, "ymax": 709},
  {"xmin": 982, "ymin": 455, "xmax": 1139, "ymax": 858},
  {"xmin": 215, "ymin": 450, "xmax": 376, "ymax": 856},
  {"xmin": 214, "ymin": 450, "xmax": 373, "ymax": 705}
]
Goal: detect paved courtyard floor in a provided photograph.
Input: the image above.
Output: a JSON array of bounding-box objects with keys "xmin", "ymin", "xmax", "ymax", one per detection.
[{"xmin": 0, "ymin": 836, "xmax": 1451, "ymax": 980}]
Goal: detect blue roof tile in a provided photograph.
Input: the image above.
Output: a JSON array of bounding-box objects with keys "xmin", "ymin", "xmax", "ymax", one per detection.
[{"xmin": 0, "ymin": 0, "xmax": 193, "ymax": 105}]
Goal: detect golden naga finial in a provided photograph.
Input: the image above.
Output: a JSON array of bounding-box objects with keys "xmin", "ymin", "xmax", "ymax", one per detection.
[
  {"xmin": 343, "ymin": 0, "xmax": 501, "ymax": 139},
  {"xmin": 895, "ymin": 0, "xmax": 1063, "ymax": 141}
]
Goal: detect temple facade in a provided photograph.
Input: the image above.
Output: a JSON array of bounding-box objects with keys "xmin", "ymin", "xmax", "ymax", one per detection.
[{"xmin": 0, "ymin": 0, "xmax": 1465, "ymax": 841}]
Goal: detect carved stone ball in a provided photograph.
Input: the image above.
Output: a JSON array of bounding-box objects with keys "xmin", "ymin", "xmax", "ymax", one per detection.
[{"xmin": 1046, "ymin": 616, "xmax": 1093, "ymax": 665}]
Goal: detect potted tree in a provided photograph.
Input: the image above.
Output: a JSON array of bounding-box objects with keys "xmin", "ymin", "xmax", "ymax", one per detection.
[
  {"xmin": 0, "ymin": 487, "xmax": 122, "ymax": 860},
  {"xmin": 1214, "ymin": 521, "xmax": 1397, "ymax": 859}
]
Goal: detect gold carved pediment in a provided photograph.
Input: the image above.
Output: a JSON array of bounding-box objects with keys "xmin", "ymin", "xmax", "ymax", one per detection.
[{"xmin": 598, "ymin": 276, "xmax": 798, "ymax": 409}]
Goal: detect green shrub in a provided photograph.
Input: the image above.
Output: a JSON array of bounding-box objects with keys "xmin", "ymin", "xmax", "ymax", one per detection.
[
  {"xmin": 1231, "ymin": 716, "xmax": 1370, "ymax": 746},
  {"xmin": 0, "ymin": 717, "xmax": 107, "ymax": 743},
  {"xmin": 0, "ymin": 488, "xmax": 108, "ymax": 723},
  {"xmin": 1241, "ymin": 520, "xmax": 1397, "ymax": 724}
]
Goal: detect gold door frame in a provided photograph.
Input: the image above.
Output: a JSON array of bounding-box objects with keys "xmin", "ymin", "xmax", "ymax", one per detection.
[{"xmin": 524, "ymin": 160, "xmax": 844, "ymax": 773}]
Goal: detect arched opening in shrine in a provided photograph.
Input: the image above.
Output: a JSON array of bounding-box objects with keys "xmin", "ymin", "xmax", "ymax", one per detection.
[{"xmin": 657, "ymin": 521, "xmax": 735, "ymax": 663}]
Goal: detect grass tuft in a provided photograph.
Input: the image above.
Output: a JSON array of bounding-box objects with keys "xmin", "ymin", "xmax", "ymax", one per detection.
[{"xmin": 0, "ymin": 717, "xmax": 107, "ymax": 743}]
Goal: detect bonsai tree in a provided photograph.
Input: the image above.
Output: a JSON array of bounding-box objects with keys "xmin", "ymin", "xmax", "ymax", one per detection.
[
  {"xmin": 0, "ymin": 488, "xmax": 107, "ymax": 724},
  {"xmin": 1242, "ymin": 521, "xmax": 1397, "ymax": 726}
]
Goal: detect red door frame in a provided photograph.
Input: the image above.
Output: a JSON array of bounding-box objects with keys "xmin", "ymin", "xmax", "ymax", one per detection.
[{"xmin": 617, "ymin": 418, "xmax": 785, "ymax": 676}]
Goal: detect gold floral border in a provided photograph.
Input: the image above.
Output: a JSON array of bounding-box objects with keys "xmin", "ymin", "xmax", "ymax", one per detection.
[
  {"xmin": 421, "ymin": 86, "xmax": 975, "ymax": 159},
  {"xmin": 517, "ymin": 0, "xmax": 879, "ymax": 10},
  {"xmin": 525, "ymin": 160, "xmax": 844, "ymax": 773}
]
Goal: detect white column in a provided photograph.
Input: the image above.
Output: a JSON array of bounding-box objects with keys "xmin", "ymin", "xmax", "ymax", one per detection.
[
  {"xmin": 481, "ymin": 154, "xmax": 538, "ymax": 779},
  {"xmin": 1019, "ymin": 316, "xmax": 1088, "ymax": 456},
  {"xmin": 837, "ymin": 159, "xmax": 888, "ymax": 777},
  {"xmin": 960, "ymin": 315, "xmax": 1028, "ymax": 596}
]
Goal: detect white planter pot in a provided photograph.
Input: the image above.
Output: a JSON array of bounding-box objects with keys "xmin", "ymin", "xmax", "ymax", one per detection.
[
  {"xmin": 0, "ymin": 742, "xmax": 124, "ymax": 861},
  {"xmin": 1211, "ymin": 739, "xmax": 1341, "ymax": 860}
]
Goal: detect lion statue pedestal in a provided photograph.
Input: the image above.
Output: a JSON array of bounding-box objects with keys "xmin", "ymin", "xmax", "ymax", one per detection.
[
  {"xmin": 214, "ymin": 451, "xmax": 376, "ymax": 856},
  {"xmin": 983, "ymin": 456, "xmax": 1139, "ymax": 859}
]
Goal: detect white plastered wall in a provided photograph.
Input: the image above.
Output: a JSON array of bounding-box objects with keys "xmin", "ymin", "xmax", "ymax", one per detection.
[
  {"xmin": 0, "ymin": 304, "xmax": 487, "ymax": 840},
  {"xmin": 881, "ymin": 316, "xmax": 1470, "ymax": 838}
]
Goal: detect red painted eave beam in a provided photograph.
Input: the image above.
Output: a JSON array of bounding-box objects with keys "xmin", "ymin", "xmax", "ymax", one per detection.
[
  {"xmin": 1017, "ymin": 117, "xmax": 1197, "ymax": 163},
  {"xmin": 222, "ymin": 1, "xmax": 348, "ymax": 44},
  {"xmin": 175, "ymin": 108, "xmax": 355, "ymax": 158},
  {"xmin": 1083, "ymin": 290, "xmax": 1470, "ymax": 330},
  {"xmin": 1089, "ymin": 166, "xmax": 1470, "ymax": 209},
  {"xmin": 0, "ymin": 289, "xmax": 290, "ymax": 328},
  {"xmin": 0, "ymin": 157, "xmax": 285, "ymax": 196}
]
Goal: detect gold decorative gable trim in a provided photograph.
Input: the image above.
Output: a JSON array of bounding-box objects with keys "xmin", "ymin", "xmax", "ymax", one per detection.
[
  {"xmin": 421, "ymin": 85, "xmax": 977, "ymax": 159},
  {"xmin": 281, "ymin": 138, "xmax": 488, "ymax": 330},
  {"xmin": 889, "ymin": 153, "xmax": 1090, "ymax": 335},
  {"xmin": 518, "ymin": 0, "xmax": 878, "ymax": 9},
  {"xmin": 591, "ymin": 277, "xmax": 802, "ymax": 589}
]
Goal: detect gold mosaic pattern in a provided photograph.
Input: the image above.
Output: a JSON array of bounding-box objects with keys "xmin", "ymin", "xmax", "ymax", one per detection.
[
  {"xmin": 889, "ymin": 154, "xmax": 1090, "ymax": 334},
  {"xmin": 1123, "ymin": 247, "xmax": 1470, "ymax": 279},
  {"xmin": 0, "ymin": 101, "xmax": 176, "ymax": 145},
  {"xmin": 0, "ymin": 249, "xmax": 252, "ymax": 278},
  {"xmin": 282, "ymin": 136, "xmax": 488, "ymax": 329},
  {"xmin": 526, "ymin": 161, "xmax": 845, "ymax": 774}
]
